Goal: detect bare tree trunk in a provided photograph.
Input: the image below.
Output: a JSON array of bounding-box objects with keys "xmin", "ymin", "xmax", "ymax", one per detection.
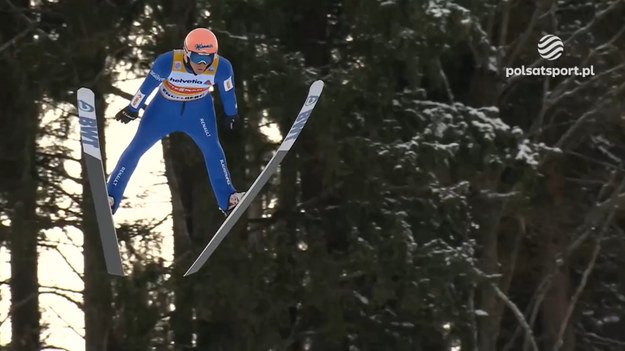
[
  {"xmin": 538, "ymin": 234, "xmax": 574, "ymax": 351},
  {"xmin": 474, "ymin": 195, "xmax": 505, "ymax": 351},
  {"xmin": 535, "ymin": 162, "xmax": 574, "ymax": 351},
  {"xmin": 152, "ymin": 1, "xmax": 197, "ymax": 348},
  {"xmin": 283, "ymin": 2, "xmax": 330, "ymax": 348},
  {"xmin": 0, "ymin": 1, "xmax": 41, "ymax": 349},
  {"xmin": 6, "ymin": 53, "xmax": 40, "ymax": 351},
  {"xmin": 9, "ymin": 130, "xmax": 40, "ymax": 351},
  {"xmin": 163, "ymin": 137, "xmax": 194, "ymax": 350}
]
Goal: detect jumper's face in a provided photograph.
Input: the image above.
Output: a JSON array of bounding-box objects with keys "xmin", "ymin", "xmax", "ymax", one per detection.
[
  {"xmin": 189, "ymin": 61, "xmax": 208, "ymax": 74},
  {"xmin": 186, "ymin": 51, "xmax": 215, "ymax": 74}
]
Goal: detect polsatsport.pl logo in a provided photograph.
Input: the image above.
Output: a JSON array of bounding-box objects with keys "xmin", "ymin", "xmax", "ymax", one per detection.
[
  {"xmin": 537, "ymin": 34, "xmax": 563, "ymax": 60},
  {"xmin": 505, "ymin": 34, "xmax": 595, "ymax": 78}
]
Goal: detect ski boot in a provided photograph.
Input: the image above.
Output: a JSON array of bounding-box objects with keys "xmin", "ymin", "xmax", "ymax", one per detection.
[{"xmin": 223, "ymin": 191, "xmax": 245, "ymax": 216}]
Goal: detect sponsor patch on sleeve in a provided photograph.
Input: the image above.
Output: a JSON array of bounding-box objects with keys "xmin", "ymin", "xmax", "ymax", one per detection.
[
  {"xmin": 223, "ymin": 77, "xmax": 233, "ymax": 91},
  {"xmin": 130, "ymin": 91, "xmax": 145, "ymax": 109},
  {"xmin": 149, "ymin": 70, "xmax": 164, "ymax": 81}
]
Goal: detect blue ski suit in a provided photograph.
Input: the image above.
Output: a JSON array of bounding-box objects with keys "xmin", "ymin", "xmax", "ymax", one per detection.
[{"xmin": 107, "ymin": 50, "xmax": 238, "ymax": 213}]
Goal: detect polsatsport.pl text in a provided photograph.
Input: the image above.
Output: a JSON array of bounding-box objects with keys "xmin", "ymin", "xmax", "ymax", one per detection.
[{"xmin": 506, "ymin": 65, "xmax": 595, "ymax": 78}]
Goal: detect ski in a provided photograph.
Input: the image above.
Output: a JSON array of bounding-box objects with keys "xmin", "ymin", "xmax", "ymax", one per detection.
[
  {"xmin": 77, "ymin": 88, "xmax": 125, "ymax": 276},
  {"xmin": 184, "ymin": 80, "xmax": 325, "ymax": 276}
]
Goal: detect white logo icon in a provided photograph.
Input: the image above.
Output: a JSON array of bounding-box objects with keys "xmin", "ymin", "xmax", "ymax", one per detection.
[{"xmin": 537, "ymin": 34, "xmax": 564, "ymax": 61}]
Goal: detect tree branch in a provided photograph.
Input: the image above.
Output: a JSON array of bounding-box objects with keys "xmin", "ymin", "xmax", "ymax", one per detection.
[
  {"xmin": 584, "ymin": 332, "xmax": 625, "ymax": 347},
  {"xmin": 529, "ymin": 181, "xmax": 623, "ymax": 327},
  {"xmin": 38, "ymin": 178, "xmax": 83, "ymax": 206},
  {"xmin": 48, "ymin": 306, "xmax": 84, "ymax": 339},
  {"xmin": 101, "ymin": 84, "xmax": 134, "ymax": 101},
  {"xmin": 41, "ymin": 291, "xmax": 83, "ymax": 309},
  {"xmin": 1, "ymin": 292, "xmax": 38, "ymax": 328},
  {"xmin": 3, "ymin": 0, "xmax": 58, "ymax": 43},
  {"xmin": 552, "ymin": 237, "xmax": 601, "ymax": 351},
  {"xmin": 503, "ymin": 177, "xmax": 624, "ymax": 350},
  {"xmin": 50, "ymin": 246, "xmax": 84, "ymax": 282},
  {"xmin": 40, "ymin": 285, "xmax": 83, "ymax": 295},
  {"xmin": 0, "ymin": 26, "xmax": 34, "ymax": 53},
  {"xmin": 40, "ymin": 346, "xmax": 71, "ymax": 351},
  {"xmin": 504, "ymin": 2, "xmax": 541, "ymax": 68},
  {"xmin": 548, "ymin": 80, "xmax": 625, "ymax": 153},
  {"xmin": 490, "ymin": 282, "xmax": 540, "ymax": 351}
]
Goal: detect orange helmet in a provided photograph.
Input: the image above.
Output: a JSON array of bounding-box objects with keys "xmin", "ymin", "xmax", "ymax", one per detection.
[{"xmin": 183, "ymin": 28, "xmax": 218, "ymax": 64}]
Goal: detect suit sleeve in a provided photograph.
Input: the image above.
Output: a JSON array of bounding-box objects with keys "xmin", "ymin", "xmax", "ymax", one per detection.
[
  {"xmin": 127, "ymin": 51, "xmax": 172, "ymax": 112},
  {"xmin": 215, "ymin": 57, "xmax": 238, "ymax": 117}
]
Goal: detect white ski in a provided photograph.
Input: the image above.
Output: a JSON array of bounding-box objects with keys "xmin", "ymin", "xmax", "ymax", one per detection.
[
  {"xmin": 184, "ymin": 80, "xmax": 325, "ymax": 276},
  {"xmin": 77, "ymin": 88, "xmax": 125, "ymax": 276}
]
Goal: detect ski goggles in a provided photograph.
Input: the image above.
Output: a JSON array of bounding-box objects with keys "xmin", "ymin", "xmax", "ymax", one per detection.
[{"xmin": 187, "ymin": 51, "xmax": 215, "ymax": 65}]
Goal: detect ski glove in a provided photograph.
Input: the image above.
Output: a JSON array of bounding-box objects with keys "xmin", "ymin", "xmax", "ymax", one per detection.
[
  {"xmin": 115, "ymin": 106, "xmax": 139, "ymax": 124},
  {"xmin": 222, "ymin": 114, "xmax": 238, "ymax": 131}
]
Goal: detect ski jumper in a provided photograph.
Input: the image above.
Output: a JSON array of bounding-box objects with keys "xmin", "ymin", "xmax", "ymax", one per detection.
[{"xmin": 106, "ymin": 50, "xmax": 238, "ymax": 213}]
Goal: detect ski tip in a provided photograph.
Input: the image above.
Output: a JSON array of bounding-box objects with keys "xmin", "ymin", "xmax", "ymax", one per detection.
[
  {"xmin": 311, "ymin": 80, "xmax": 324, "ymax": 90},
  {"xmin": 77, "ymin": 87, "xmax": 94, "ymax": 96}
]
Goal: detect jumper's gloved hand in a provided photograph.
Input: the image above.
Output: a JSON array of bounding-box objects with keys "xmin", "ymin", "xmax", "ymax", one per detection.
[
  {"xmin": 222, "ymin": 113, "xmax": 239, "ymax": 131},
  {"xmin": 115, "ymin": 106, "xmax": 139, "ymax": 124}
]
